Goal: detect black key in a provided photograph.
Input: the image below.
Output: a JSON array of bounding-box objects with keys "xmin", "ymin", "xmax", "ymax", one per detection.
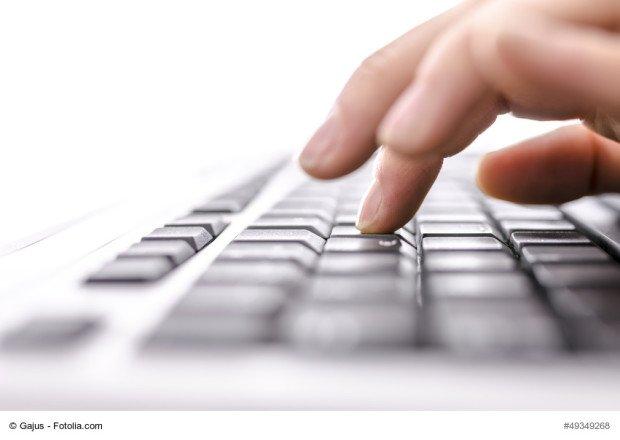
[
  {"xmin": 562, "ymin": 197, "xmax": 620, "ymax": 258},
  {"xmin": 521, "ymin": 245, "xmax": 610, "ymax": 264},
  {"xmin": 193, "ymin": 198, "xmax": 246, "ymax": 213},
  {"xmin": 533, "ymin": 263, "xmax": 620, "ymax": 289},
  {"xmin": 510, "ymin": 231, "xmax": 590, "ymax": 250},
  {"xmin": 119, "ymin": 240, "xmax": 195, "ymax": 266},
  {"xmin": 499, "ymin": 220, "xmax": 574, "ymax": 235},
  {"xmin": 87, "ymin": 257, "xmax": 173, "ymax": 283},
  {"xmin": 143, "ymin": 226, "xmax": 213, "ymax": 251},
  {"xmin": 423, "ymin": 251, "xmax": 516, "ymax": 272},
  {"xmin": 303, "ymin": 276, "xmax": 415, "ymax": 303},
  {"xmin": 217, "ymin": 242, "xmax": 318, "ymax": 269},
  {"xmin": 282, "ymin": 303, "xmax": 417, "ymax": 351},
  {"xmin": 425, "ymin": 298, "xmax": 563, "ymax": 354},
  {"xmin": 250, "ymin": 216, "xmax": 332, "ymax": 239},
  {"xmin": 235, "ymin": 229, "xmax": 325, "ymax": 253},
  {"xmin": 2, "ymin": 316, "xmax": 99, "ymax": 349},
  {"xmin": 264, "ymin": 208, "xmax": 334, "ymax": 223},
  {"xmin": 316, "ymin": 253, "xmax": 414, "ymax": 275},
  {"xmin": 197, "ymin": 261, "xmax": 305, "ymax": 287},
  {"xmin": 166, "ymin": 214, "xmax": 227, "ymax": 236},
  {"xmin": 418, "ymin": 222, "xmax": 496, "ymax": 236},
  {"xmin": 424, "ymin": 272, "xmax": 536, "ymax": 299},
  {"xmin": 422, "ymin": 236, "xmax": 506, "ymax": 251},
  {"xmin": 324, "ymin": 236, "xmax": 404, "ymax": 253}
]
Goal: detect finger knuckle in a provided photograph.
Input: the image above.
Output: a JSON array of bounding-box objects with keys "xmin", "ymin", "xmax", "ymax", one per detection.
[{"xmin": 354, "ymin": 44, "xmax": 399, "ymax": 83}]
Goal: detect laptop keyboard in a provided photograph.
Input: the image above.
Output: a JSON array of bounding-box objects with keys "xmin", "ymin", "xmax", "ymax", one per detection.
[{"xmin": 5, "ymin": 155, "xmax": 620, "ymax": 355}]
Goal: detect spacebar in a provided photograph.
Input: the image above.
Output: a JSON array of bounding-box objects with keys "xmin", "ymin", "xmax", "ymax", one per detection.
[{"xmin": 562, "ymin": 197, "xmax": 620, "ymax": 259}]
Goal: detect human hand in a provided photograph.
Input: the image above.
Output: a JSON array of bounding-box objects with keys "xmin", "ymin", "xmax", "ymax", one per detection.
[{"xmin": 298, "ymin": 0, "xmax": 620, "ymax": 233}]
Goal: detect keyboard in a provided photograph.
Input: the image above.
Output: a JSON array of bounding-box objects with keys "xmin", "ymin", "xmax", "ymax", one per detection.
[{"xmin": 4, "ymin": 155, "xmax": 620, "ymax": 356}]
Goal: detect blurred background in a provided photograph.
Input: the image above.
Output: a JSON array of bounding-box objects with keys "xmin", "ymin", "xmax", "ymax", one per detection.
[{"xmin": 0, "ymin": 0, "xmax": 555, "ymax": 248}]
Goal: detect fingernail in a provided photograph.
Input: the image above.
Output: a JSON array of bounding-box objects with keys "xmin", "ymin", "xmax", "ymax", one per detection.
[
  {"xmin": 356, "ymin": 179, "xmax": 382, "ymax": 231},
  {"xmin": 299, "ymin": 107, "xmax": 341, "ymax": 170},
  {"xmin": 378, "ymin": 81, "xmax": 436, "ymax": 153}
]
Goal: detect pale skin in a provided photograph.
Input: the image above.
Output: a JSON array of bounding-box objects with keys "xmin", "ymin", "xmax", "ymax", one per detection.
[{"xmin": 299, "ymin": 0, "xmax": 620, "ymax": 233}]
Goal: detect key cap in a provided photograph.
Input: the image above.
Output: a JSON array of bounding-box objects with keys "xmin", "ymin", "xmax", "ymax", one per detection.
[
  {"xmin": 2, "ymin": 316, "xmax": 99, "ymax": 349},
  {"xmin": 143, "ymin": 226, "xmax": 213, "ymax": 251},
  {"xmin": 197, "ymin": 261, "xmax": 305, "ymax": 287},
  {"xmin": 250, "ymin": 216, "xmax": 332, "ymax": 239},
  {"xmin": 416, "ymin": 213, "xmax": 488, "ymax": 223},
  {"xmin": 166, "ymin": 214, "xmax": 228, "ymax": 236},
  {"xmin": 423, "ymin": 251, "xmax": 516, "ymax": 272},
  {"xmin": 119, "ymin": 240, "xmax": 195, "ymax": 266},
  {"xmin": 264, "ymin": 208, "xmax": 334, "ymax": 223},
  {"xmin": 235, "ymin": 229, "xmax": 325, "ymax": 253},
  {"xmin": 510, "ymin": 231, "xmax": 590, "ymax": 250},
  {"xmin": 193, "ymin": 198, "xmax": 246, "ymax": 213},
  {"xmin": 424, "ymin": 272, "xmax": 536, "ymax": 299},
  {"xmin": 217, "ymin": 242, "xmax": 318, "ymax": 269},
  {"xmin": 499, "ymin": 220, "xmax": 575, "ymax": 235},
  {"xmin": 303, "ymin": 276, "xmax": 415, "ymax": 303},
  {"xmin": 548, "ymin": 288, "xmax": 620, "ymax": 322},
  {"xmin": 87, "ymin": 257, "xmax": 173, "ymax": 283},
  {"xmin": 316, "ymin": 253, "xmax": 414, "ymax": 275},
  {"xmin": 324, "ymin": 236, "xmax": 403, "ymax": 253},
  {"xmin": 176, "ymin": 285, "xmax": 287, "ymax": 316},
  {"xmin": 150, "ymin": 313, "xmax": 275, "ymax": 347},
  {"xmin": 533, "ymin": 263, "xmax": 620, "ymax": 289},
  {"xmin": 562, "ymin": 197, "xmax": 620, "ymax": 258},
  {"xmin": 275, "ymin": 198, "xmax": 337, "ymax": 211},
  {"xmin": 334, "ymin": 214, "xmax": 357, "ymax": 225},
  {"xmin": 422, "ymin": 236, "xmax": 506, "ymax": 251},
  {"xmin": 425, "ymin": 298, "xmax": 563, "ymax": 354},
  {"xmin": 282, "ymin": 303, "xmax": 417, "ymax": 351},
  {"xmin": 418, "ymin": 222, "xmax": 496, "ymax": 236},
  {"xmin": 329, "ymin": 226, "xmax": 416, "ymax": 247},
  {"xmin": 521, "ymin": 245, "xmax": 610, "ymax": 264}
]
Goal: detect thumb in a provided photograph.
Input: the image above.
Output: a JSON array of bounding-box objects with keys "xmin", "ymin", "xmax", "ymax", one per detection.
[{"xmin": 477, "ymin": 124, "xmax": 620, "ymax": 204}]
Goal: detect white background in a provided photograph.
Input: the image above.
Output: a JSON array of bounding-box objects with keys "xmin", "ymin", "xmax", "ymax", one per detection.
[{"xmin": 0, "ymin": 0, "xmax": 555, "ymax": 246}]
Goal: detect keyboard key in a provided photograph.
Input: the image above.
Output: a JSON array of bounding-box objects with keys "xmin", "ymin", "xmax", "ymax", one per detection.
[
  {"xmin": 264, "ymin": 208, "xmax": 334, "ymax": 223},
  {"xmin": 251, "ymin": 216, "xmax": 332, "ymax": 239},
  {"xmin": 510, "ymin": 231, "xmax": 590, "ymax": 250},
  {"xmin": 548, "ymin": 288, "xmax": 620, "ymax": 322},
  {"xmin": 424, "ymin": 272, "xmax": 536, "ymax": 299},
  {"xmin": 423, "ymin": 251, "xmax": 516, "ymax": 272},
  {"xmin": 197, "ymin": 261, "xmax": 305, "ymax": 287},
  {"xmin": 324, "ymin": 236, "xmax": 403, "ymax": 253},
  {"xmin": 418, "ymin": 222, "xmax": 496, "ymax": 236},
  {"xmin": 499, "ymin": 220, "xmax": 575, "ymax": 235},
  {"xmin": 316, "ymin": 253, "xmax": 413, "ymax": 275},
  {"xmin": 235, "ymin": 229, "xmax": 326, "ymax": 253},
  {"xmin": 489, "ymin": 204, "xmax": 563, "ymax": 221},
  {"xmin": 282, "ymin": 303, "xmax": 417, "ymax": 352},
  {"xmin": 334, "ymin": 214, "xmax": 357, "ymax": 225},
  {"xmin": 275, "ymin": 198, "xmax": 337, "ymax": 211},
  {"xmin": 193, "ymin": 198, "xmax": 246, "ymax": 213},
  {"xmin": 87, "ymin": 257, "xmax": 173, "ymax": 283},
  {"xmin": 562, "ymin": 197, "xmax": 620, "ymax": 258},
  {"xmin": 416, "ymin": 213, "xmax": 488, "ymax": 223},
  {"xmin": 2, "ymin": 316, "xmax": 99, "ymax": 349},
  {"xmin": 119, "ymin": 240, "xmax": 195, "ymax": 266},
  {"xmin": 422, "ymin": 236, "xmax": 506, "ymax": 251},
  {"xmin": 329, "ymin": 226, "xmax": 416, "ymax": 246},
  {"xmin": 533, "ymin": 263, "xmax": 620, "ymax": 289},
  {"xmin": 425, "ymin": 298, "xmax": 563, "ymax": 354},
  {"xmin": 217, "ymin": 242, "xmax": 318, "ymax": 269},
  {"xmin": 166, "ymin": 214, "xmax": 227, "ymax": 236},
  {"xmin": 521, "ymin": 245, "xmax": 610, "ymax": 264},
  {"xmin": 176, "ymin": 285, "xmax": 287, "ymax": 316},
  {"xmin": 303, "ymin": 276, "xmax": 415, "ymax": 303},
  {"xmin": 143, "ymin": 226, "xmax": 213, "ymax": 251}
]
